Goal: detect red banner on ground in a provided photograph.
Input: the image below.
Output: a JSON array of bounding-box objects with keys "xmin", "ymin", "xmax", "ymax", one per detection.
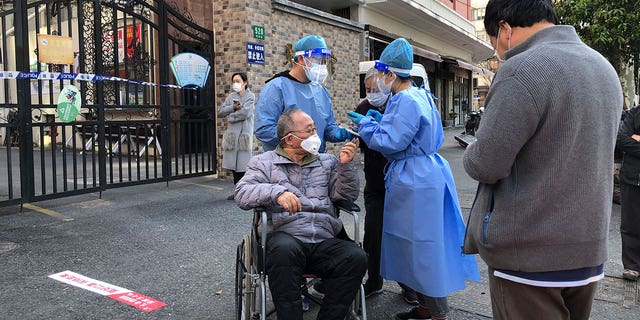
[
  {"xmin": 49, "ymin": 270, "xmax": 166, "ymax": 313},
  {"xmin": 108, "ymin": 291, "xmax": 166, "ymax": 313}
]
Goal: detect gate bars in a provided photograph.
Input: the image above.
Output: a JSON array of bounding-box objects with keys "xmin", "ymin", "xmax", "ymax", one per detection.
[{"xmin": 0, "ymin": 0, "xmax": 215, "ymax": 207}]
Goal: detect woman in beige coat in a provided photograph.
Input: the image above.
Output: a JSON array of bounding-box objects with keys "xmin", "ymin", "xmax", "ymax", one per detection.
[{"xmin": 218, "ymin": 72, "xmax": 255, "ymax": 199}]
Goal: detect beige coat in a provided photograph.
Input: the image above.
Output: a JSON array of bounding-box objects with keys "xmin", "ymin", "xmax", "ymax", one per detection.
[{"xmin": 218, "ymin": 89, "xmax": 255, "ymax": 172}]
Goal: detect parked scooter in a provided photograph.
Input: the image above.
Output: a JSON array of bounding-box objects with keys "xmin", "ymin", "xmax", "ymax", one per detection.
[{"xmin": 454, "ymin": 109, "xmax": 482, "ymax": 147}]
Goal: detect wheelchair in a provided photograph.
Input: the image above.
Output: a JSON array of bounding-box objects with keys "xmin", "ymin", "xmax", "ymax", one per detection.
[{"xmin": 235, "ymin": 201, "xmax": 367, "ymax": 320}]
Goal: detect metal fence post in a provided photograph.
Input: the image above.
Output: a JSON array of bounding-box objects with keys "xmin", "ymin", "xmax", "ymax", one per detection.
[
  {"xmin": 15, "ymin": 0, "xmax": 35, "ymax": 203},
  {"xmin": 158, "ymin": 0, "xmax": 171, "ymax": 182},
  {"xmin": 93, "ymin": 0, "xmax": 107, "ymax": 194}
]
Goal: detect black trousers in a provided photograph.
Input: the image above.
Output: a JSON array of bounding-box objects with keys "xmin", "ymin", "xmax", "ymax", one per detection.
[
  {"xmin": 621, "ymin": 182, "xmax": 640, "ymax": 271},
  {"xmin": 363, "ymin": 184, "xmax": 385, "ymax": 290},
  {"xmin": 266, "ymin": 231, "xmax": 367, "ymax": 320}
]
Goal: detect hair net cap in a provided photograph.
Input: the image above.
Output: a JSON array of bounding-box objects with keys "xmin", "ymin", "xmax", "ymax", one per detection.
[
  {"xmin": 294, "ymin": 35, "xmax": 328, "ymax": 52},
  {"xmin": 379, "ymin": 38, "xmax": 413, "ymax": 77}
]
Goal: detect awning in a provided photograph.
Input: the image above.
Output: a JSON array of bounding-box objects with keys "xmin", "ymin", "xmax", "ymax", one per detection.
[
  {"xmin": 414, "ymin": 46, "xmax": 442, "ymax": 63},
  {"xmin": 456, "ymin": 59, "xmax": 495, "ymax": 77},
  {"xmin": 368, "ymin": 32, "xmax": 442, "ymax": 62},
  {"xmin": 363, "ymin": 1, "xmax": 494, "ymax": 61}
]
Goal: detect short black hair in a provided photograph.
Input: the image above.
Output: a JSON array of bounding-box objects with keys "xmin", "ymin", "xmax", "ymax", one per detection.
[
  {"xmin": 232, "ymin": 72, "xmax": 249, "ymax": 88},
  {"xmin": 484, "ymin": 0, "xmax": 558, "ymax": 37}
]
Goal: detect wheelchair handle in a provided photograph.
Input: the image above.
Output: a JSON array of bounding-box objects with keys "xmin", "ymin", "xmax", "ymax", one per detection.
[{"xmin": 333, "ymin": 200, "xmax": 360, "ymax": 213}]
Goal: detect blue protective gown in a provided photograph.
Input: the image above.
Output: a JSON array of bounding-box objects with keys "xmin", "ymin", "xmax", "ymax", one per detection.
[
  {"xmin": 358, "ymin": 86, "xmax": 480, "ymax": 297},
  {"xmin": 254, "ymin": 73, "xmax": 341, "ymax": 152}
]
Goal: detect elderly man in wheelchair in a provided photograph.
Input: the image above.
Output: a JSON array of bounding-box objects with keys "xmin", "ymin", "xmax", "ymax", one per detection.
[{"xmin": 235, "ymin": 108, "xmax": 367, "ymax": 320}]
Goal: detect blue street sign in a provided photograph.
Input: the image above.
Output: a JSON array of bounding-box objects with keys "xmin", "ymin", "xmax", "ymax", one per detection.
[{"xmin": 247, "ymin": 42, "xmax": 265, "ymax": 65}]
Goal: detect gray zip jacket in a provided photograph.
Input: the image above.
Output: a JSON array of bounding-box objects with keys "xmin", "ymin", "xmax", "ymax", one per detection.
[
  {"xmin": 463, "ymin": 26, "xmax": 622, "ymax": 272},
  {"xmin": 235, "ymin": 146, "xmax": 359, "ymax": 243}
]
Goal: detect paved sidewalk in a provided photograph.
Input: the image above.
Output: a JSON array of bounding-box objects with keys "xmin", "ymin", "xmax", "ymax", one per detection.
[{"xmin": 0, "ymin": 129, "xmax": 638, "ymax": 319}]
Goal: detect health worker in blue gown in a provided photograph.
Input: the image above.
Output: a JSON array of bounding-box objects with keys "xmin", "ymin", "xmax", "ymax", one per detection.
[
  {"xmin": 255, "ymin": 34, "xmax": 353, "ymax": 152},
  {"xmin": 347, "ymin": 38, "xmax": 480, "ymax": 320}
]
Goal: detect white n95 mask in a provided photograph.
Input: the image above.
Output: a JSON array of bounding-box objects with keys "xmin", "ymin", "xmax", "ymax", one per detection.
[
  {"xmin": 300, "ymin": 133, "xmax": 322, "ymax": 155},
  {"xmin": 306, "ymin": 63, "xmax": 329, "ymax": 84}
]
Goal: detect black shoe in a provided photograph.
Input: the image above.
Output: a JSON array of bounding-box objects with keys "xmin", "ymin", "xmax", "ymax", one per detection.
[
  {"xmin": 401, "ymin": 288, "xmax": 419, "ymax": 306},
  {"xmin": 227, "ymin": 194, "xmax": 234, "ymax": 200},
  {"xmin": 394, "ymin": 306, "xmax": 432, "ymax": 320}
]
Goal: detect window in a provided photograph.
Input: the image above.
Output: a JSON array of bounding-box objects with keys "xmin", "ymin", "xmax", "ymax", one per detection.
[
  {"xmin": 472, "ymin": 8, "xmax": 485, "ymax": 21},
  {"xmin": 476, "ymin": 30, "xmax": 487, "ymax": 41}
]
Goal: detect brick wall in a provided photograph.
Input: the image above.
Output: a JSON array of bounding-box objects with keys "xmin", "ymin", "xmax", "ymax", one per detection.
[
  {"xmin": 175, "ymin": 0, "xmax": 213, "ymax": 31},
  {"xmin": 213, "ymin": 0, "xmax": 251, "ymax": 179},
  {"xmin": 212, "ymin": 0, "xmax": 362, "ymax": 179}
]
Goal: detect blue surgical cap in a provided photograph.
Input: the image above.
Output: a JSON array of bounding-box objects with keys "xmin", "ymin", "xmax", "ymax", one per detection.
[
  {"xmin": 379, "ymin": 38, "xmax": 413, "ymax": 77},
  {"xmin": 294, "ymin": 35, "xmax": 328, "ymax": 52}
]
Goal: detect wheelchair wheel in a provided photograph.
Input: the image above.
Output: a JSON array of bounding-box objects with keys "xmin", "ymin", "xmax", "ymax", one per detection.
[
  {"xmin": 235, "ymin": 241, "xmax": 244, "ymax": 320},
  {"xmin": 235, "ymin": 235, "xmax": 258, "ymax": 320}
]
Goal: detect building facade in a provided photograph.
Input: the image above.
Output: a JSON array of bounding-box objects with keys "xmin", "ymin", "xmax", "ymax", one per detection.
[
  {"xmin": 470, "ymin": 0, "xmax": 497, "ymax": 111},
  {"xmin": 0, "ymin": 0, "xmax": 494, "ymax": 182},
  {"xmin": 212, "ymin": 0, "xmax": 493, "ymax": 170}
]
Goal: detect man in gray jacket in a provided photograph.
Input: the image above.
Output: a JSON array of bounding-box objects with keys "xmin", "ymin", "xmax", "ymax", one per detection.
[
  {"xmin": 463, "ymin": 1, "xmax": 622, "ymax": 319},
  {"xmin": 235, "ymin": 109, "xmax": 366, "ymax": 320}
]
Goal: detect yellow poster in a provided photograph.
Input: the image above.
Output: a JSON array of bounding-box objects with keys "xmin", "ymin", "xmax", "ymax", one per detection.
[{"xmin": 37, "ymin": 34, "xmax": 74, "ymax": 65}]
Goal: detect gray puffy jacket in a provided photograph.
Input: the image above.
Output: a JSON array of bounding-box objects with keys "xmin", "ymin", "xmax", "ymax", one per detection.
[{"xmin": 235, "ymin": 148, "xmax": 359, "ymax": 243}]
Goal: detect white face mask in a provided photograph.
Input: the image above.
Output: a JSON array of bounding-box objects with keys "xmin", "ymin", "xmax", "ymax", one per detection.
[
  {"xmin": 367, "ymin": 92, "xmax": 389, "ymax": 108},
  {"xmin": 305, "ymin": 63, "xmax": 329, "ymax": 84},
  {"xmin": 377, "ymin": 73, "xmax": 394, "ymax": 96},
  {"xmin": 493, "ymin": 26, "xmax": 510, "ymax": 63},
  {"xmin": 299, "ymin": 133, "xmax": 322, "ymax": 155},
  {"xmin": 232, "ymin": 82, "xmax": 243, "ymax": 93}
]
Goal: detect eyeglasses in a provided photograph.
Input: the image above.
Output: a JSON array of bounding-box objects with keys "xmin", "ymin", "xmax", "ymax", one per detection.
[{"xmin": 288, "ymin": 127, "xmax": 317, "ymax": 136}]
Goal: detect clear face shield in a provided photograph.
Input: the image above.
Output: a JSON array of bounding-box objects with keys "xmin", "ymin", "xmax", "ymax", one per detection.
[
  {"xmin": 373, "ymin": 61, "xmax": 390, "ymax": 79},
  {"xmin": 365, "ymin": 66, "xmax": 390, "ymax": 108},
  {"xmin": 295, "ymin": 48, "xmax": 331, "ymax": 83},
  {"xmin": 299, "ymin": 48, "xmax": 331, "ymax": 65},
  {"xmin": 373, "ymin": 61, "xmax": 395, "ymax": 95}
]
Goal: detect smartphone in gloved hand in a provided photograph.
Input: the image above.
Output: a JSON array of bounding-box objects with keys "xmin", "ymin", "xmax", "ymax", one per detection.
[{"xmin": 343, "ymin": 125, "xmax": 360, "ymax": 137}]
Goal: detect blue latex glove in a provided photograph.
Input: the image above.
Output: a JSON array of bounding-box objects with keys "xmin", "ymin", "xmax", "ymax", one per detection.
[
  {"xmin": 347, "ymin": 111, "xmax": 364, "ymax": 124},
  {"xmin": 335, "ymin": 128, "xmax": 354, "ymax": 141},
  {"xmin": 366, "ymin": 109, "xmax": 383, "ymax": 122}
]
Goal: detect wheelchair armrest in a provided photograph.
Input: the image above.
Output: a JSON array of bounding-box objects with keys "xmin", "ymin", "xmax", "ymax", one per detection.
[
  {"xmin": 250, "ymin": 207, "xmax": 269, "ymax": 274},
  {"xmin": 252, "ymin": 207, "xmax": 267, "ymax": 226},
  {"xmin": 252, "ymin": 202, "xmax": 363, "ymax": 243},
  {"xmin": 333, "ymin": 200, "xmax": 360, "ymax": 213},
  {"xmin": 333, "ymin": 200, "xmax": 362, "ymax": 244}
]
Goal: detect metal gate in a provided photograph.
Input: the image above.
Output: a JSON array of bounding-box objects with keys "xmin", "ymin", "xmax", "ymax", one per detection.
[{"xmin": 0, "ymin": 0, "xmax": 215, "ymax": 207}]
